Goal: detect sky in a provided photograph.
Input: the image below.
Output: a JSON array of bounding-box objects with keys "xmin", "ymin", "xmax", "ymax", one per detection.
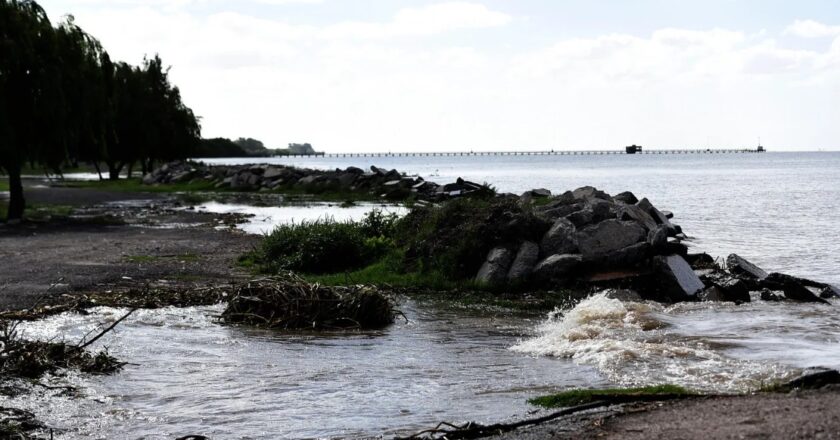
[{"xmin": 39, "ymin": 0, "xmax": 840, "ymax": 152}]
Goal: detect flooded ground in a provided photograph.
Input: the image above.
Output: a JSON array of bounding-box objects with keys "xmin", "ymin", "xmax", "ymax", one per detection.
[{"xmin": 4, "ymin": 301, "xmax": 607, "ymax": 439}]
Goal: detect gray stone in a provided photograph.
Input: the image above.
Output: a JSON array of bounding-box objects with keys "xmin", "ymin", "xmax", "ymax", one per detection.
[
  {"xmin": 263, "ymin": 168, "xmax": 285, "ymax": 180},
  {"xmin": 565, "ymin": 209, "xmax": 594, "ymax": 228},
  {"xmin": 618, "ymin": 204, "xmax": 658, "ymax": 232},
  {"xmin": 648, "ymin": 225, "xmax": 669, "ymax": 250},
  {"xmin": 142, "ymin": 173, "xmax": 157, "ymax": 185},
  {"xmin": 726, "ymin": 254, "xmax": 769, "ymax": 280},
  {"xmin": 539, "ymin": 203, "xmax": 583, "ymax": 220},
  {"xmin": 594, "ymin": 242, "xmax": 651, "ymax": 268},
  {"xmin": 507, "ymin": 241, "xmax": 541, "ymax": 281},
  {"xmin": 475, "ymin": 247, "xmax": 514, "ymax": 284},
  {"xmin": 338, "ymin": 173, "xmax": 358, "ymax": 187},
  {"xmin": 540, "ymin": 218, "xmax": 579, "ymax": 256},
  {"xmin": 712, "ymin": 278, "xmax": 751, "ymax": 303},
  {"xmin": 533, "ymin": 254, "xmax": 582, "ymax": 281},
  {"xmin": 654, "ymin": 254, "xmax": 705, "ymax": 300},
  {"xmin": 649, "ymin": 206, "xmax": 677, "ymax": 234},
  {"xmin": 576, "ymin": 219, "xmax": 646, "ymax": 259},
  {"xmin": 297, "ymin": 175, "xmax": 319, "ymax": 186},
  {"xmin": 661, "ymin": 210, "xmax": 674, "ymax": 219},
  {"xmin": 345, "ymin": 166, "xmax": 364, "ymax": 174},
  {"xmin": 636, "ymin": 197, "xmax": 654, "ymax": 213},
  {"xmin": 760, "ymin": 273, "xmax": 829, "ymax": 304},
  {"xmin": 699, "ymin": 286, "xmax": 726, "ymax": 302},
  {"xmin": 587, "ymin": 198, "xmax": 615, "ymax": 222},
  {"xmin": 572, "ymin": 186, "xmax": 610, "ymax": 200},
  {"xmin": 613, "ymin": 191, "xmax": 639, "ymax": 205}
]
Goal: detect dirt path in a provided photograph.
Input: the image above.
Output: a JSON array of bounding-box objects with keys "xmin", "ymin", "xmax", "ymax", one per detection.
[
  {"xmin": 493, "ymin": 387, "xmax": 840, "ymax": 440},
  {"xmin": 0, "ymin": 183, "xmax": 260, "ymax": 310}
]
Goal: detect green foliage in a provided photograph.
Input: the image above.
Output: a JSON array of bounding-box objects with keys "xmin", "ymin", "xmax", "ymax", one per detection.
[
  {"xmin": 197, "ymin": 137, "xmax": 249, "ymax": 158},
  {"xmin": 0, "ymin": 0, "xmax": 200, "ymax": 220},
  {"xmin": 397, "ymin": 197, "xmax": 550, "ymax": 280},
  {"xmin": 247, "ymin": 209, "xmax": 400, "ymax": 274},
  {"xmin": 528, "ymin": 385, "xmax": 694, "ymax": 408}
]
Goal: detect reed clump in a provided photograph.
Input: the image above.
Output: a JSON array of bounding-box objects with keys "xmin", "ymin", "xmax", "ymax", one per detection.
[{"xmin": 221, "ymin": 274, "xmax": 396, "ymax": 330}]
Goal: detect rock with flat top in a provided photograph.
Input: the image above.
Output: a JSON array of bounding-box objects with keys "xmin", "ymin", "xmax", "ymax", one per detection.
[
  {"xmin": 618, "ymin": 204, "xmax": 658, "ymax": 232},
  {"xmin": 654, "ymin": 254, "xmax": 705, "ymax": 300},
  {"xmin": 576, "ymin": 220, "xmax": 646, "ymax": 260},
  {"xmin": 613, "ymin": 191, "xmax": 639, "ymax": 205},
  {"xmin": 572, "ymin": 186, "xmax": 610, "ymax": 201},
  {"xmin": 726, "ymin": 254, "xmax": 769, "ymax": 280}
]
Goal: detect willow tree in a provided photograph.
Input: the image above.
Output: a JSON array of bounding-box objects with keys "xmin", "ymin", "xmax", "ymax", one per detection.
[{"xmin": 0, "ymin": 0, "xmax": 66, "ymax": 221}]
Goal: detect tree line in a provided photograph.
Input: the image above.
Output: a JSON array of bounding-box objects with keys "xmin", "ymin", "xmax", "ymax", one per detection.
[{"xmin": 0, "ymin": 0, "xmax": 200, "ymax": 221}]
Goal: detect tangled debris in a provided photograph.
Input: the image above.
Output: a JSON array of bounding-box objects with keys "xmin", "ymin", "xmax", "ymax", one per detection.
[{"xmin": 222, "ymin": 274, "xmax": 397, "ymax": 330}]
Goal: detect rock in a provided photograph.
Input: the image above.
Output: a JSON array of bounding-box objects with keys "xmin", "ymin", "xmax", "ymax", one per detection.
[
  {"xmin": 820, "ymin": 285, "xmax": 840, "ymax": 299},
  {"xmin": 370, "ymin": 165, "xmax": 385, "ymax": 175},
  {"xmin": 263, "ymin": 168, "xmax": 285, "ymax": 180},
  {"xmin": 507, "ymin": 241, "xmax": 540, "ymax": 281},
  {"xmin": 565, "ymin": 209, "xmax": 594, "ymax": 228},
  {"xmin": 782, "ymin": 368, "xmax": 840, "ymax": 390},
  {"xmin": 759, "ymin": 289, "xmax": 783, "ymax": 301},
  {"xmin": 686, "ymin": 253, "xmax": 716, "ymax": 269},
  {"xmin": 345, "ymin": 166, "xmax": 364, "ymax": 174},
  {"xmin": 533, "ymin": 254, "xmax": 582, "ymax": 281},
  {"xmin": 711, "ymin": 278, "xmax": 751, "ymax": 303},
  {"xmin": 587, "ymin": 198, "xmax": 615, "ymax": 222},
  {"xmin": 647, "ymin": 225, "xmax": 668, "ymax": 250},
  {"xmin": 663, "ymin": 239, "xmax": 688, "ymax": 257},
  {"xmin": 699, "ymin": 286, "xmax": 726, "ymax": 302},
  {"xmin": 726, "ymin": 254, "xmax": 769, "ymax": 280},
  {"xmin": 475, "ymin": 247, "xmax": 514, "ymax": 284},
  {"xmin": 649, "ymin": 206, "xmax": 677, "ymax": 234},
  {"xmin": 760, "ymin": 273, "xmax": 829, "ymax": 304},
  {"xmin": 141, "ymin": 173, "xmax": 157, "ymax": 185},
  {"xmin": 539, "ymin": 203, "xmax": 583, "ymax": 220},
  {"xmin": 338, "ymin": 173, "xmax": 358, "ymax": 187},
  {"xmin": 661, "ymin": 210, "xmax": 674, "ymax": 219},
  {"xmin": 576, "ymin": 220, "xmax": 646, "ymax": 260},
  {"xmin": 613, "ymin": 191, "xmax": 639, "ymax": 205},
  {"xmin": 603, "ymin": 289, "xmax": 642, "ymax": 302},
  {"xmin": 595, "ymin": 242, "xmax": 651, "ymax": 268},
  {"xmin": 540, "ymin": 218, "xmax": 579, "ymax": 256},
  {"xmin": 618, "ymin": 204, "xmax": 658, "ymax": 232},
  {"xmin": 654, "ymin": 254, "xmax": 705, "ymax": 300},
  {"xmin": 572, "ymin": 186, "xmax": 610, "ymax": 200},
  {"xmin": 297, "ymin": 175, "xmax": 319, "ymax": 187}
]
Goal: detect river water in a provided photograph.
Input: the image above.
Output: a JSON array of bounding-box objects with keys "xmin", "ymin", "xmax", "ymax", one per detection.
[{"xmin": 5, "ymin": 152, "xmax": 840, "ymax": 439}]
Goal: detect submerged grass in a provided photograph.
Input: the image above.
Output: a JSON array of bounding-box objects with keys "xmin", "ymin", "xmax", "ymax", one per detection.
[{"xmin": 528, "ymin": 385, "xmax": 695, "ymax": 408}]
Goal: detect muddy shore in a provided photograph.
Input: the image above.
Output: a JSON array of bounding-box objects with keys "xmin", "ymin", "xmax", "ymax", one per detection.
[{"xmin": 3, "ymin": 180, "xmax": 840, "ymax": 439}]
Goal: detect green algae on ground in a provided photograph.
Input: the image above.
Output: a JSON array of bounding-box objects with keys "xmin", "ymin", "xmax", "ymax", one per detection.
[{"xmin": 529, "ymin": 385, "xmax": 695, "ymax": 408}]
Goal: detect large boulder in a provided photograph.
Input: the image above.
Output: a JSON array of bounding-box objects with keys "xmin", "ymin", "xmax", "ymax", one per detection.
[
  {"xmin": 593, "ymin": 242, "xmax": 651, "ymax": 268},
  {"xmin": 760, "ymin": 273, "xmax": 828, "ymax": 304},
  {"xmin": 533, "ymin": 254, "xmax": 582, "ymax": 281},
  {"xmin": 507, "ymin": 241, "xmax": 540, "ymax": 281},
  {"xmin": 647, "ymin": 225, "xmax": 669, "ymax": 251},
  {"xmin": 707, "ymin": 278, "xmax": 751, "ymax": 303},
  {"xmin": 726, "ymin": 254, "xmax": 769, "ymax": 280},
  {"xmin": 618, "ymin": 204, "xmax": 658, "ymax": 232},
  {"xmin": 540, "ymin": 218, "xmax": 579, "ymax": 256},
  {"xmin": 576, "ymin": 220, "xmax": 646, "ymax": 260},
  {"xmin": 654, "ymin": 255, "xmax": 705, "ymax": 301},
  {"xmin": 572, "ymin": 186, "xmax": 610, "ymax": 201},
  {"xmin": 475, "ymin": 247, "xmax": 514, "ymax": 284},
  {"xmin": 613, "ymin": 191, "xmax": 639, "ymax": 205},
  {"xmin": 820, "ymin": 285, "xmax": 840, "ymax": 299}
]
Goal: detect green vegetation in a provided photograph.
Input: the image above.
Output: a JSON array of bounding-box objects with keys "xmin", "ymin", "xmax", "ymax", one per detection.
[
  {"xmin": 243, "ymin": 210, "xmax": 399, "ymax": 274},
  {"xmin": 1, "ymin": 0, "xmax": 200, "ymax": 221},
  {"xmin": 63, "ymin": 178, "xmax": 220, "ymax": 193},
  {"xmin": 528, "ymin": 385, "xmax": 695, "ymax": 408}
]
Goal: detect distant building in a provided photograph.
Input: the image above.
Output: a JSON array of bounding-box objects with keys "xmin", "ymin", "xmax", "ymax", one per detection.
[
  {"xmin": 625, "ymin": 144, "xmax": 643, "ymax": 154},
  {"xmin": 288, "ymin": 143, "xmax": 316, "ymax": 155}
]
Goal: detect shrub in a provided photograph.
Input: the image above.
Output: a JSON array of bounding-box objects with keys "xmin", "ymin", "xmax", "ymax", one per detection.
[{"xmin": 250, "ymin": 209, "xmax": 399, "ymax": 274}]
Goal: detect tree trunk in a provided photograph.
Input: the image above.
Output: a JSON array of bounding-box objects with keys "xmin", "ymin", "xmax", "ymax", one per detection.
[
  {"xmin": 6, "ymin": 162, "xmax": 25, "ymax": 222},
  {"xmin": 127, "ymin": 162, "xmax": 134, "ymax": 179},
  {"xmin": 106, "ymin": 161, "xmax": 124, "ymax": 180},
  {"xmin": 92, "ymin": 161, "xmax": 104, "ymax": 181}
]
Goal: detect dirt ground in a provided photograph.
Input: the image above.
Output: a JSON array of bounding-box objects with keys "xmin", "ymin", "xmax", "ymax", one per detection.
[
  {"xmin": 0, "ymin": 181, "xmax": 260, "ymax": 310},
  {"xmin": 491, "ymin": 387, "xmax": 840, "ymax": 440}
]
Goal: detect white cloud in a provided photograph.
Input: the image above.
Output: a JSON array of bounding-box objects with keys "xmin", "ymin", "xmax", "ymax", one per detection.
[{"xmin": 784, "ymin": 19, "xmax": 840, "ymax": 38}]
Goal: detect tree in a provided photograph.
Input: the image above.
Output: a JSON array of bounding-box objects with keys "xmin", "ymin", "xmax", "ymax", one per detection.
[{"xmin": 0, "ymin": 0, "xmax": 66, "ymax": 221}]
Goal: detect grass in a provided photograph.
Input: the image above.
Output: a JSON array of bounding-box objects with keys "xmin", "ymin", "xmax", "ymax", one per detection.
[
  {"xmin": 63, "ymin": 178, "xmax": 221, "ymax": 193},
  {"xmin": 528, "ymin": 385, "xmax": 695, "ymax": 408}
]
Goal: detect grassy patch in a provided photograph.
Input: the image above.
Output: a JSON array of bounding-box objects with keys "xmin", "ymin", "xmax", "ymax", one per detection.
[
  {"xmin": 528, "ymin": 385, "xmax": 695, "ymax": 408},
  {"xmin": 244, "ymin": 210, "xmax": 399, "ymax": 274},
  {"xmin": 62, "ymin": 178, "xmax": 221, "ymax": 193}
]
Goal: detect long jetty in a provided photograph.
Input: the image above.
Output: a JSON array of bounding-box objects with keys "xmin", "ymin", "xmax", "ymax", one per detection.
[{"xmin": 284, "ymin": 148, "xmax": 765, "ymax": 158}]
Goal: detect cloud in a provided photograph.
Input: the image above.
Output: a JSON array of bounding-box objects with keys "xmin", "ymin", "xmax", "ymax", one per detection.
[{"xmin": 784, "ymin": 19, "xmax": 840, "ymax": 38}]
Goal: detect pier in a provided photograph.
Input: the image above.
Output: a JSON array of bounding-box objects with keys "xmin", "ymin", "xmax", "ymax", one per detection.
[{"xmin": 282, "ymin": 147, "xmax": 765, "ymax": 158}]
